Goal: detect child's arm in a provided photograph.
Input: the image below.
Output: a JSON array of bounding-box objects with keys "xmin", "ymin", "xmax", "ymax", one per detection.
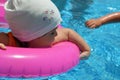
[
  {"xmin": 85, "ymin": 12, "xmax": 120, "ymax": 28},
  {"xmin": 65, "ymin": 28, "xmax": 90, "ymax": 60}
]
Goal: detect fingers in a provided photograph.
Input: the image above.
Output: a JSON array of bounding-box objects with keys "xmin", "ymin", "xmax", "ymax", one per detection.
[
  {"xmin": 79, "ymin": 54, "xmax": 88, "ymax": 60},
  {"xmin": 89, "ymin": 24, "xmax": 97, "ymax": 28},
  {"xmin": 79, "ymin": 52, "xmax": 90, "ymax": 60},
  {"xmin": 85, "ymin": 19, "xmax": 99, "ymax": 28},
  {"xmin": 0, "ymin": 43, "xmax": 7, "ymax": 50},
  {"xmin": 86, "ymin": 19, "xmax": 95, "ymax": 25}
]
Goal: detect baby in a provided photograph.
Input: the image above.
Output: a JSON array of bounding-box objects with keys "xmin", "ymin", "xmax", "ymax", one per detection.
[{"xmin": 0, "ymin": 0, "xmax": 90, "ymax": 60}]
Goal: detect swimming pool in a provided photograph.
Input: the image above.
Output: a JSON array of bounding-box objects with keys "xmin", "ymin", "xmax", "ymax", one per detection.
[{"xmin": 0, "ymin": 0, "xmax": 120, "ymax": 80}]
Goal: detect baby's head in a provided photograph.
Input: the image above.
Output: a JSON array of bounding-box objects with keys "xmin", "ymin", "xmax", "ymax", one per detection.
[{"xmin": 5, "ymin": 0, "xmax": 62, "ymax": 42}]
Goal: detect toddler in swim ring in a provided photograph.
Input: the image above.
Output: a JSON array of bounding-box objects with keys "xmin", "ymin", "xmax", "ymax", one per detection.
[{"xmin": 0, "ymin": 0, "xmax": 90, "ymax": 60}]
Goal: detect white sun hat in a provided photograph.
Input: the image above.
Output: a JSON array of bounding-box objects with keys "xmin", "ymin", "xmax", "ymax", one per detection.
[{"xmin": 4, "ymin": 0, "xmax": 62, "ymax": 41}]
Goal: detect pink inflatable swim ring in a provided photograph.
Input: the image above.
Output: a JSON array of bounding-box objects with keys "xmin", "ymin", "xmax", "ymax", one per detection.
[
  {"xmin": 0, "ymin": 42, "xmax": 80, "ymax": 78},
  {"xmin": 0, "ymin": 0, "xmax": 80, "ymax": 78},
  {"xmin": 0, "ymin": 0, "xmax": 8, "ymax": 28}
]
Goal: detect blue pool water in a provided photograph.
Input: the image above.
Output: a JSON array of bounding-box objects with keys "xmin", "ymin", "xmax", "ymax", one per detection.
[{"xmin": 0, "ymin": 0, "xmax": 120, "ymax": 80}]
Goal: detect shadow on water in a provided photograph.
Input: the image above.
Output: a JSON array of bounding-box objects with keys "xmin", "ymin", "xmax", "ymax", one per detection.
[
  {"xmin": 58, "ymin": 0, "xmax": 93, "ymax": 31},
  {"xmin": 52, "ymin": 0, "xmax": 67, "ymax": 11},
  {"xmin": 52, "ymin": 0, "xmax": 93, "ymax": 23},
  {"xmin": 69, "ymin": 0, "xmax": 93, "ymax": 20}
]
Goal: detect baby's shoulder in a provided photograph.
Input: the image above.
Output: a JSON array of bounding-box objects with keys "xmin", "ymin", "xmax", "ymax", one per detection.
[
  {"xmin": 57, "ymin": 28, "xmax": 71, "ymax": 37},
  {"xmin": 57, "ymin": 27, "xmax": 70, "ymax": 31}
]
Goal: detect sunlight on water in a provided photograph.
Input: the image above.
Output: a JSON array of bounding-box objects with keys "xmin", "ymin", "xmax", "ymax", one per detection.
[{"xmin": 0, "ymin": 0, "xmax": 120, "ymax": 80}]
